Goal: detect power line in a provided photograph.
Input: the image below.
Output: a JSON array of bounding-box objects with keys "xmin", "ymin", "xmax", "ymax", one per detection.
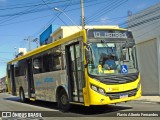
[
  {"xmin": 0, "ymin": 1, "xmax": 106, "ymax": 27},
  {"xmin": 86, "ymin": 0, "xmax": 114, "ymax": 19},
  {"xmin": 0, "ymin": 0, "xmax": 97, "ymax": 27},
  {"xmin": 41, "ymin": 0, "xmax": 70, "ymax": 26},
  {"xmin": 86, "ymin": 0, "xmax": 128, "ymax": 24},
  {"xmin": 0, "ymin": 13, "xmax": 53, "ymax": 27},
  {"xmin": 65, "ymin": 0, "xmax": 107, "ymax": 12},
  {"xmin": 0, "ymin": 5, "xmax": 43, "ymax": 25},
  {"xmin": 0, "ymin": 0, "xmax": 69, "ymax": 11},
  {"xmin": 0, "ymin": 0, "xmax": 95, "ymax": 17},
  {"xmin": 118, "ymin": 6, "xmax": 160, "ymax": 28},
  {"xmin": 31, "ymin": 0, "xmax": 72, "ymax": 37}
]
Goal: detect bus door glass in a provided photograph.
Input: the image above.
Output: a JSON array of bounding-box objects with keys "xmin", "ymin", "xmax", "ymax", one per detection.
[
  {"xmin": 66, "ymin": 42, "xmax": 84, "ymax": 103},
  {"xmin": 27, "ymin": 59, "xmax": 35, "ymax": 98},
  {"xmin": 10, "ymin": 64, "xmax": 16, "ymax": 95}
]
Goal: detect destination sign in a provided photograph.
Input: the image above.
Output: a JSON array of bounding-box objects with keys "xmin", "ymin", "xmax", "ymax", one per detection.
[{"xmin": 87, "ymin": 29, "xmax": 133, "ymax": 39}]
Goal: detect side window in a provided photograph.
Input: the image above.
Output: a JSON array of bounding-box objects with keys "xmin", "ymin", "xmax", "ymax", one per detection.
[
  {"xmin": 52, "ymin": 48, "xmax": 62, "ymax": 71},
  {"xmin": 7, "ymin": 64, "xmax": 11, "ymax": 78},
  {"xmin": 75, "ymin": 44, "xmax": 81, "ymax": 70},
  {"xmin": 19, "ymin": 60, "xmax": 25, "ymax": 76},
  {"xmin": 14, "ymin": 61, "xmax": 26, "ymax": 77},
  {"xmin": 14, "ymin": 62, "xmax": 19, "ymax": 77},
  {"xmin": 33, "ymin": 57, "xmax": 42, "ymax": 74},
  {"xmin": 52, "ymin": 47, "xmax": 62, "ymax": 71},
  {"xmin": 43, "ymin": 54, "xmax": 53, "ymax": 72},
  {"xmin": 53, "ymin": 55, "xmax": 61, "ymax": 71}
]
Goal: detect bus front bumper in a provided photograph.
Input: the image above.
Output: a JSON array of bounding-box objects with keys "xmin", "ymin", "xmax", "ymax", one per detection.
[{"xmin": 88, "ymin": 85, "xmax": 142, "ymax": 105}]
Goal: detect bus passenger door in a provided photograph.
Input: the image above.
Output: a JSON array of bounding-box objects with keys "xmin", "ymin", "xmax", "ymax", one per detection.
[
  {"xmin": 26, "ymin": 59, "xmax": 35, "ymax": 98},
  {"xmin": 10, "ymin": 65, "xmax": 16, "ymax": 95},
  {"xmin": 66, "ymin": 42, "xmax": 84, "ymax": 103}
]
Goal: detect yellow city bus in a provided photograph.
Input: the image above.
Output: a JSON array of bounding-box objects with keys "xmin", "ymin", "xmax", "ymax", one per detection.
[{"xmin": 6, "ymin": 26, "xmax": 141, "ymax": 111}]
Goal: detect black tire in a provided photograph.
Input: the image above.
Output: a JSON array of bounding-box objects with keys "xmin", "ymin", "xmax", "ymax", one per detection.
[
  {"xmin": 19, "ymin": 89, "xmax": 26, "ymax": 103},
  {"xmin": 58, "ymin": 89, "xmax": 70, "ymax": 112}
]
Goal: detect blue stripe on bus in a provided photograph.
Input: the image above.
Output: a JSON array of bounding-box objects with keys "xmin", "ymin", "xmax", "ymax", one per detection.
[{"xmin": 44, "ymin": 78, "xmax": 54, "ymax": 83}]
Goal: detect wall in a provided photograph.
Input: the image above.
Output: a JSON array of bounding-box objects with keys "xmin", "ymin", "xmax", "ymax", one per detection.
[
  {"xmin": 136, "ymin": 39, "xmax": 159, "ymax": 95},
  {"xmin": 127, "ymin": 3, "xmax": 160, "ymax": 95}
]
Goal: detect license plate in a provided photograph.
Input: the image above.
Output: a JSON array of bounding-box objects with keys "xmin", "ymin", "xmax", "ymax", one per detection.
[{"xmin": 120, "ymin": 94, "xmax": 128, "ymax": 98}]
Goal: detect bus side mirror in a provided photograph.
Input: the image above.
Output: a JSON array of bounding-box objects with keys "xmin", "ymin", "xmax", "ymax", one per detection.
[{"xmin": 33, "ymin": 59, "xmax": 41, "ymax": 69}]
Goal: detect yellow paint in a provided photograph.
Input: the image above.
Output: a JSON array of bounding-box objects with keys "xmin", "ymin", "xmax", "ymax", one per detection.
[
  {"xmin": 98, "ymin": 65, "xmax": 103, "ymax": 73},
  {"xmin": 84, "ymin": 74, "xmax": 141, "ymax": 105},
  {"xmin": 104, "ymin": 70, "xmax": 115, "ymax": 73},
  {"xmin": 30, "ymin": 98, "xmax": 36, "ymax": 101}
]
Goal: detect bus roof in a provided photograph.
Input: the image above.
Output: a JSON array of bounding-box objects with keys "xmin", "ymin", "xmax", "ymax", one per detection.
[{"xmin": 7, "ymin": 30, "xmax": 86, "ymax": 64}]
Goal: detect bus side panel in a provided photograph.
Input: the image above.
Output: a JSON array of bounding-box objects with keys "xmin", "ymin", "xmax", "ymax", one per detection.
[
  {"xmin": 33, "ymin": 70, "xmax": 67, "ymax": 102},
  {"xmin": 15, "ymin": 76, "xmax": 28, "ymax": 98}
]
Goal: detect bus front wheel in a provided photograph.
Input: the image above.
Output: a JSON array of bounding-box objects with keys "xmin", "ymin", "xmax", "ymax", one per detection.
[{"xmin": 58, "ymin": 89, "xmax": 70, "ymax": 111}]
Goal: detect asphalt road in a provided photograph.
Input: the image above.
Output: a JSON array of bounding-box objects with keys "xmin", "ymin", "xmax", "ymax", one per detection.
[{"xmin": 0, "ymin": 93, "xmax": 159, "ymax": 120}]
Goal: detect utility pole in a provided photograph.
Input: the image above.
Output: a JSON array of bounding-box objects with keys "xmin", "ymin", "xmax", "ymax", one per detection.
[
  {"xmin": 24, "ymin": 36, "xmax": 31, "ymax": 52},
  {"xmin": 81, "ymin": 0, "xmax": 85, "ymax": 30},
  {"xmin": 32, "ymin": 38, "xmax": 39, "ymax": 48}
]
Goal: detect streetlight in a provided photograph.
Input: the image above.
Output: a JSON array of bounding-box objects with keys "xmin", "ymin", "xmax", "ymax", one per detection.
[{"xmin": 54, "ymin": 7, "xmax": 79, "ymax": 28}]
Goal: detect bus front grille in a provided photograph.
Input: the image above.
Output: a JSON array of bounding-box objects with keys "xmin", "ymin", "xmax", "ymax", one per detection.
[
  {"xmin": 106, "ymin": 88, "xmax": 137, "ymax": 100},
  {"xmin": 100, "ymin": 73, "xmax": 139, "ymax": 84}
]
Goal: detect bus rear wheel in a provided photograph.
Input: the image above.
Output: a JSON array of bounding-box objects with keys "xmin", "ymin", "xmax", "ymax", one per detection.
[
  {"xmin": 58, "ymin": 89, "xmax": 70, "ymax": 111},
  {"xmin": 20, "ymin": 89, "xmax": 26, "ymax": 103}
]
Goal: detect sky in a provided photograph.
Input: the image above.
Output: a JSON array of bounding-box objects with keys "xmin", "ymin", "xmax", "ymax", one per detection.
[{"xmin": 0, "ymin": 0, "xmax": 160, "ymax": 78}]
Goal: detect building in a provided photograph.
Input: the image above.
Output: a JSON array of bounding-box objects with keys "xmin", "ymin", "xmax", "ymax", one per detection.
[
  {"xmin": 127, "ymin": 3, "xmax": 160, "ymax": 95},
  {"xmin": 39, "ymin": 24, "xmax": 59, "ymax": 45},
  {"xmin": 40, "ymin": 25, "xmax": 121, "ymax": 45},
  {"xmin": 0, "ymin": 76, "xmax": 7, "ymax": 92},
  {"xmin": 51, "ymin": 25, "xmax": 121, "ymax": 42}
]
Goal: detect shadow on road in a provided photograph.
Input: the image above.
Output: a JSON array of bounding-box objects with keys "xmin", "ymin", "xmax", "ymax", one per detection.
[
  {"xmin": 4, "ymin": 96, "xmax": 132, "ymax": 116},
  {"xmin": 68, "ymin": 104, "xmax": 132, "ymax": 116},
  {"xmin": 4, "ymin": 96, "xmax": 59, "ymax": 110}
]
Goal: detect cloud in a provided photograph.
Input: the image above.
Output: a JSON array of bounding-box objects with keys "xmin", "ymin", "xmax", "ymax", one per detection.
[{"xmin": 100, "ymin": 17, "xmax": 112, "ymax": 24}]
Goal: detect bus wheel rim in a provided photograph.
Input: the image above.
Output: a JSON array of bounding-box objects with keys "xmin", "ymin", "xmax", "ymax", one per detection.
[{"xmin": 61, "ymin": 94, "xmax": 68, "ymax": 105}]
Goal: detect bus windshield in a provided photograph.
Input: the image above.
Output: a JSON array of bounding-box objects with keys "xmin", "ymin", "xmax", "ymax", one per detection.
[{"xmin": 87, "ymin": 42, "xmax": 138, "ymax": 76}]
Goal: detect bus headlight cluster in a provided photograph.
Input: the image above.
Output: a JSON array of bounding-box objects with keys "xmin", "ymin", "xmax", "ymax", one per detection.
[
  {"xmin": 137, "ymin": 81, "xmax": 141, "ymax": 90},
  {"xmin": 90, "ymin": 84, "xmax": 106, "ymax": 95}
]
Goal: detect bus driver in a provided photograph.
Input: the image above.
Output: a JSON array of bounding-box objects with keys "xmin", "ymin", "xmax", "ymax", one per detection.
[{"xmin": 103, "ymin": 55, "xmax": 117, "ymax": 70}]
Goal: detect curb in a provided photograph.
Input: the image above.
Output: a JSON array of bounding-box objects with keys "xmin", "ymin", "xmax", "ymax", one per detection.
[{"xmin": 133, "ymin": 99, "xmax": 160, "ymax": 104}]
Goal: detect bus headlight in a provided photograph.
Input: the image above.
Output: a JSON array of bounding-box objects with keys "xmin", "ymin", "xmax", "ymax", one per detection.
[
  {"xmin": 137, "ymin": 81, "xmax": 141, "ymax": 90},
  {"xmin": 99, "ymin": 88, "xmax": 105, "ymax": 95},
  {"xmin": 90, "ymin": 84, "xmax": 106, "ymax": 95},
  {"xmin": 91, "ymin": 85, "xmax": 98, "ymax": 91}
]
